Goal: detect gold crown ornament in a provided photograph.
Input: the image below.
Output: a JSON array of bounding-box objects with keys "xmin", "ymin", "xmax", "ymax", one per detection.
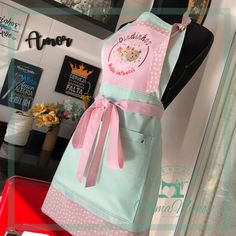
[{"xmin": 69, "ymin": 62, "xmax": 93, "ymax": 78}]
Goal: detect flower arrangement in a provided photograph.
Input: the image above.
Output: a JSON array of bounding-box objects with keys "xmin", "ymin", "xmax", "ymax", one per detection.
[
  {"xmin": 63, "ymin": 99, "xmax": 85, "ymax": 121},
  {"xmin": 27, "ymin": 103, "xmax": 67, "ymax": 130},
  {"xmin": 27, "ymin": 98, "xmax": 90, "ymax": 131}
]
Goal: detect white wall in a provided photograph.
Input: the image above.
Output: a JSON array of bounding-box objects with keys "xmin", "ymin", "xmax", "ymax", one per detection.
[
  {"xmin": 0, "ymin": 0, "xmax": 154, "ymax": 138},
  {"xmin": 0, "ymin": 0, "xmax": 104, "ymax": 137}
]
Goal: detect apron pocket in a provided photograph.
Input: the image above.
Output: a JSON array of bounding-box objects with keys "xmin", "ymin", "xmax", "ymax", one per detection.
[{"xmin": 95, "ymin": 127, "xmax": 153, "ymax": 223}]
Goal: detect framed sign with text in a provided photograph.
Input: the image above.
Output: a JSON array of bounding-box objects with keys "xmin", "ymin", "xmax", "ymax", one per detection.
[
  {"xmin": 0, "ymin": 2, "xmax": 28, "ymax": 50},
  {"xmin": 55, "ymin": 56, "xmax": 100, "ymax": 99},
  {"xmin": 0, "ymin": 59, "xmax": 43, "ymax": 111}
]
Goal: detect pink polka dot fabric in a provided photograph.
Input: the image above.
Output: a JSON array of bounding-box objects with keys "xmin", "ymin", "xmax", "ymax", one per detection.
[
  {"xmin": 42, "ymin": 186, "xmax": 149, "ymax": 236},
  {"xmin": 132, "ymin": 21, "xmax": 170, "ymax": 36},
  {"xmin": 146, "ymin": 41, "xmax": 168, "ymax": 93}
]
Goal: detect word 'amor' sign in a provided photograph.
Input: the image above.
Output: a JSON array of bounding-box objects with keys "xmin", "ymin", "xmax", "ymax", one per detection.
[{"xmin": 25, "ymin": 31, "xmax": 73, "ymax": 50}]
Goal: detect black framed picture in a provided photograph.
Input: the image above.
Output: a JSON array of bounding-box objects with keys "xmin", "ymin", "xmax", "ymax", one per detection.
[
  {"xmin": 0, "ymin": 59, "xmax": 43, "ymax": 111},
  {"xmin": 11, "ymin": 0, "xmax": 124, "ymax": 38},
  {"xmin": 188, "ymin": 0, "xmax": 211, "ymax": 25},
  {"xmin": 50, "ymin": 0, "xmax": 120, "ymax": 28},
  {"xmin": 55, "ymin": 55, "xmax": 100, "ymax": 99},
  {"xmin": 152, "ymin": 0, "xmax": 211, "ymax": 25}
]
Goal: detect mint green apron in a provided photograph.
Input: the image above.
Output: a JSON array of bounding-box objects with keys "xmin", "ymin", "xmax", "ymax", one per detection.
[{"xmin": 42, "ymin": 11, "xmax": 190, "ymax": 234}]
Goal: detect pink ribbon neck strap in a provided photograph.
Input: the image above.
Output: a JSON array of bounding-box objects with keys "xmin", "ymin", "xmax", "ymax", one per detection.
[
  {"xmin": 72, "ymin": 96, "xmax": 164, "ymax": 187},
  {"xmin": 171, "ymin": 12, "xmax": 191, "ymax": 37}
]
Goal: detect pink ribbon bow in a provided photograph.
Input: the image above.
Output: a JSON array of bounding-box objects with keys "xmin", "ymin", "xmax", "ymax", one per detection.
[{"xmin": 72, "ymin": 96, "xmax": 164, "ymax": 187}]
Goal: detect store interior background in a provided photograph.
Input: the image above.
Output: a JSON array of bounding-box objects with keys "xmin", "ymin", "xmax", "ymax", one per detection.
[{"xmin": 0, "ymin": 0, "xmax": 235, "ymax": 235}]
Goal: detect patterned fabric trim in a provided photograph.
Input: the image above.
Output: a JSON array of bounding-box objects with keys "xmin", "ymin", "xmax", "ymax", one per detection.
[
  {"xmin": 146, "ymin": 41, "xmax": 169, "ymax": 93},
  {"xmin": 132, "ymin": 21, "xmax": 170, "ymax": 36},
  {"xmin": 42, "ymin": 186, "xmax": 150, "ymax": 236}
]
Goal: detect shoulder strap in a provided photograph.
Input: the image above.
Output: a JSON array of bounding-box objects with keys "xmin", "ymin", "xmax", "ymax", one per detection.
[
  {"xmin": 171, "ymin": 12, "xmax": 192, "ymax": 37},
  {"xmin": 157, "ymin": 12, "xmax": 191, "ymax": 99}
]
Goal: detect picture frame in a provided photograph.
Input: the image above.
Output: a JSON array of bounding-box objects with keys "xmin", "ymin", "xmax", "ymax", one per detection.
[
  {"xmin": 0, "ymin": 1, "xmax": 28, "ymax": 50},
  {"xmin": 55, "ymin": 55, "xmax": 100, "ymax": 99},
  {"xmin": 152, "ymin": 0, "xmax": 211, "ymax": 25},
  {"xmin": 49, "ymin": 0, "xmax": 121, "ymax": 29},
  {"xmin": 0, "ymin": 59, "xmax": 43, "ymax": 111},
  {"xmin": 10, "ymin": 0, "xmax": 124, "ymax": 39},
  {"xmin": 188, "ymin": 0, "xmax": 212, "ymax": 25}
]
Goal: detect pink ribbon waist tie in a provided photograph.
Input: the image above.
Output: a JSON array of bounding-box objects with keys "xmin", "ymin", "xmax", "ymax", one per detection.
[{"xmin": 72, "ymin": 95, "xmax": 164, "ymax": 187}]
